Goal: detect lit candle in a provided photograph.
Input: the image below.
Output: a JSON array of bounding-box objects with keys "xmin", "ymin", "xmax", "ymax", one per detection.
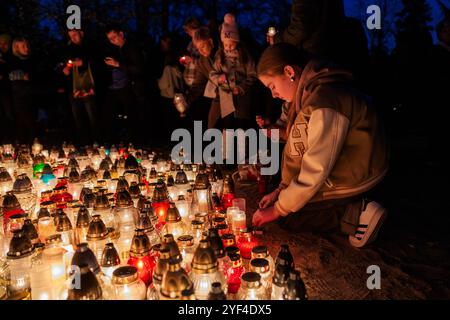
[
  {"xmin": 37, "ymin": 217, "xmax": 57, "ymax": 243},
  {"xmin": 232, "ymin": 210, "xmax": 246, "ymax": 235},
  {"xmin": 267, "ymin": 27, "xmax": 277, "ymax": 37}
]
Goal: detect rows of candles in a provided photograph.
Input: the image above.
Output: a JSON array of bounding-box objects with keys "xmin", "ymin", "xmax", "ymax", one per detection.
[{"xmin": 0, "ymin": 141, "xmax": 307, "ymax": 300}]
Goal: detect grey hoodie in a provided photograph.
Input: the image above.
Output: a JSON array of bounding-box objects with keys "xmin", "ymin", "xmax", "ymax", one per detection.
[{"xmin": 275, "ymin": 60, "xmax": 389, "ymax": 216}]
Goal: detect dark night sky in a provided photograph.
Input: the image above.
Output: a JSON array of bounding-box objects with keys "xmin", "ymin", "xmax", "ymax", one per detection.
[{"xmin": 38, "ymin": 0, "xmax": 450, "ymax": 49}]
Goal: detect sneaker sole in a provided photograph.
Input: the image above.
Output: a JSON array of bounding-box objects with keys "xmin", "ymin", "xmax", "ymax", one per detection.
[{"xmin": 349, "ymin": 205, "xmax": 387, "ymax": 248}]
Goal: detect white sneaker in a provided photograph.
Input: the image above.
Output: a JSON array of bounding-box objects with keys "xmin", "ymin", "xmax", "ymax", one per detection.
[{"xmin": 349, "ymin": 200, "xmax": 387, "ymax": 248}]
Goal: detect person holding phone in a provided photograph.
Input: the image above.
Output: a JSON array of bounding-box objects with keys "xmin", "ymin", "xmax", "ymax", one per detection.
[{"xmin": 104, "ymin": 23, "xmax": 150, "ymax": 145}]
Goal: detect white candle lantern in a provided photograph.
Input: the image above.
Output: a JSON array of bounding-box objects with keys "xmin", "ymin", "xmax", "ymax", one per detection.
[{"xmin": 111, "ymin": 266, "xmax": 147, "ymax": 300}]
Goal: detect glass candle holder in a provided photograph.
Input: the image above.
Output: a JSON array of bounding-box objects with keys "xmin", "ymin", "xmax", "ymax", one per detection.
[
  {"xmin": 237, "ymin": 272, "xmax": 267, "ymax": 300},
  {"xmin": 190, "ymin": 220, "xmax": 206, "ymax": 245},
  {"xmin": 190, "ymin": 240, "xmax": 227, "ymax": 300},
  {"xmin": 250, "ymin": 258, "xmax": 272, "ymax": 296},
  {"xmin": 42, "ymin": 247, "xmax": 67, "ymax": 294},
  {"xmin": 127, "ymin": 230, "xmax": 156, "ymax": 286},
  {"xmin": 231, "ymin": 198, "xmax": 246, "ymax": 212},
  {"xmin": 226, "ymin": 254, "xmax": 245, "ymax": 294},
  {"xmin": 37, "ymin": 217, "xmax": 57, "ymax": 244},
  {"xmin": 226, "ymin": 207, "xmax": 239, "ymax": 226},
  {"xmin": 221, "ymin": 233, "xmax": 236, "ymax": 248},
  {"xmin": 100, "ymin": 243, "xmax": 121, "ymax": 279},
  {"xmin": 86, "ymin": 215, "xmax": 110, "ymax": 262},
  {"xmin": 30, "ymin": 248, "xmax": 54, "ymax": 300},
  {"xmin": 271, "ymin": 257, "xmax": 291, "ymax": 300},
  {"xmin": 111, "ymin": 266, "xmax": 147, "ymax": 300},
  {"xmin": 232, "ymin": 210, "xmax": 247, "ymax": 235},
  {"xmin": 177, "ymin": 235, "xmax": 195, "ymax": 273},
  {"xmin": 251, "ymin": 245, "xmax": 275, "ymax": 276},
  {"xmin": 174, "ymin": 196, "xmax": 190, "ymax": 222},
  {"xmin": 237, "ymin": 230, "xmax": 259, "ymax": 260}
]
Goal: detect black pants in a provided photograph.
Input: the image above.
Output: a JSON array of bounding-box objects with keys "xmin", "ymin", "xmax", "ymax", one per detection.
[
  {"xmin": 0, "ymin": 89, "xmax": 14, "ymax": 143},
  {"xmin": 277, "ymin": 178, "xmax": 388, "ymax": 236},
  {"xmin": 277, "ymin": 196, "xmax": 364, "ymax": 236},
  {"xmin": 69, "ymin": 95, "xmax": 97, "ymax": 145},
  {"xmin": 103, "ymin": 86, "xmax": 137, "ymax": 145},
  {"xmin": 11, "ymin": 82, "xmax": 35, "ymax": 144}
]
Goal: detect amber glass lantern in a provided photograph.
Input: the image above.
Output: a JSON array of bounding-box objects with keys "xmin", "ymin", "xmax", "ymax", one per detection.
[
  {"xmin": 100, "ymin": 242, "xmax": 121, "ymax": 279},
  {"xmin": 160, "ymin": 234, "xmax": 181, "ymax": 263},
  {"xmin": 192, "ymin": 169, "xmax": 212, "ymax": 214},
  {"xmin": 221, "ymin": 174, "xmax": 235, "ymax": 210},
  {"xmin": 86, "ymin": 215, "xmax": 110, "ymax": 262},
  {"xmin": 67, "ymin": 167, "xmax": 83, "ymax": 201},
  {"xmin": 161, "ymin": 203, "xmax": 188, "ymax": 239},
  {"xmin": 174, "ymin": 169, "xmax": 190, "ymax": 198},
  {"xmin": 159, "ymin": 259, "xmax": 193, "ymax": 300},
  {"xmin": 0, "ymin": 167, "xmax": 13, "ymax": 196},
  {"xmin": 65, "ymin": 264, "xmax": 103, "ymax": 300},
  {"xmin": 146, "ymin": 248, "xmax": 170, "ymax": 300},
  {"xmin": 151, "ymin": 182, "xmax": 170, "ymax": 226},
  {"xmin": 93, "ymin": 189, "xmax": 116, "ymax": 230},
  {"xmin": 75, "ymin": 206, "xmax": 91, "ymax": 244},
  {"xmin": 136, "ymin": 209, "xmax": 161, "ymax": 246},
  {"xmin": 190, "ymin": 219, "xmax": 207, "ymax": 245},
  {"xmin": 113, "ymin": 189, "xmax": 139, "ymax": 259},
  {"xmin": 12, "ymin": 174, "xmax": 37, "ymax": 217},
  {"xmin": 55, "ymin": 210, "xmax": 75, "ymax": 254},
  {"xmin": 190, "ymin": 239, "xmax": 227, "ymax": 300},
  {"xmin": 207, "ymin": 228, "xmax": 227, "ymax": 274},
  {"xmin": 21, "ymin": 219, "xmax": 40, "ymax": 245},
  {"xmin": 176, "ymin": 235, "xmax": 195, "ymax": 272}
]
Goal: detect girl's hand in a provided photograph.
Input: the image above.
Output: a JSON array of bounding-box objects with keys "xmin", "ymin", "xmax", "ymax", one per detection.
[
  {"xmin": 252, "ymin": 206, "xmax": 281, "ymax": 227},
  {"xmin": 259, "ymin": 189, "xmax": 281, "ymax": 209}
]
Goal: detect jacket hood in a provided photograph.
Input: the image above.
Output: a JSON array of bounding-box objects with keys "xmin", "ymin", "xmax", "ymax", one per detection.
[{"xmin": 296, "ymin": 59, "xmax": 353, "ymax": 111}]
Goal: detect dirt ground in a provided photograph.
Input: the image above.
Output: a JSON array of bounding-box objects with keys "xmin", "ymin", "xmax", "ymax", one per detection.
[{"xmin": 233, "ymin": 132, "xmax": 450, "ymax": 300}]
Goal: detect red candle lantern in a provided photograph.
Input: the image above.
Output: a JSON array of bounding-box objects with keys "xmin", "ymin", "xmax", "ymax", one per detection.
[
  {"xmin": 216, "ymin": 224, "xmax": 229, "ymax": 237},
  {"xmin": 152, "ymin": 182, "xmax": 170, "ymax": 226},
  {"xmin": 50, "ymin": 185, "xmax": 73, "ymax": 209},
  {"xmin": 55, "ymin": 177, "xmax": 69, "ymax": 189},
  {"xmin": 40, "ymin": 190, "xmax": 53, "ymax": 203},
  {"xmin": 236, "ymin": 229, "xmax": 259, "ymax": 260},
  {"xmin": 221, "ymin": 233, "xmax": 236, "ymax": 248},
  {"xmin": 1, "ymin": 193, "xmax": 25, "ymax": 232},
  {"xmin": 127, "ymin": 229, "xmax": 156, "ymax": 286},
  {"xmin": 221, "ymin": 175, "xmax": 235, "ymax": 210},
  {"xmin": 226, "ymin": 254, "xmax": 245, "ymax": 294}
]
